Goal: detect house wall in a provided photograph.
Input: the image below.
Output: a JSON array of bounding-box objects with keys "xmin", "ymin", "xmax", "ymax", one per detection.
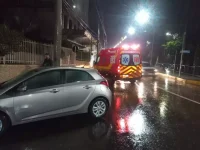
[{"xmin": 0, "ymin": 60, "xmax": 90, "ymax": 82}]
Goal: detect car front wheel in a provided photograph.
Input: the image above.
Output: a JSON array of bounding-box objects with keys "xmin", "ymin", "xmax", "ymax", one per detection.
[
  {"xmin": 0, "ymin": 113, "xmax": 10, "ymax": 136},
  {"xmin": 89, "ymin": 98, "xmax": 109, "ymax": 118}
]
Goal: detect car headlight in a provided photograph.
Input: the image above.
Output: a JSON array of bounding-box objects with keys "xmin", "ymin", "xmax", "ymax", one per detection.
[{"xmin": 154, "ymin": 69, "xmax": 158, "ymax": 72}]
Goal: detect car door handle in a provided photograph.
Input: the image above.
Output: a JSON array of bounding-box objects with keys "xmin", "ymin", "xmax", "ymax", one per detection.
[
  {"xmin": 50, "ymin": 89, "xmax": 60, "ymax": 93},
  {"xmin": 83, "ymin": 85, "xmax": 92, "ymax": 89}
]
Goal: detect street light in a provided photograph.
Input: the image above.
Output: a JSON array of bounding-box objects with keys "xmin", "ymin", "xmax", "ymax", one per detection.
[
  {"xmin": 135, "ymin": 9, "xmax": 153, "ymax": 65},
  {"xmin": 73, "ymin": 5, "xmax": 76, "ymax": 8},
  {"xmin": 166, "ymin": 32, "xmax": 172, "ymax": 36},
  {"xmin": 166, "ymin": 32, "xmax": 178, "ymax": 40},
  {"xmin": 165, "ymin": 32, "xmax": 179, "ymax": 74},
  {"xmin": 128, "ymin": 27, "xmax": 135, "ymax": 35},
  {"xmin": 135, "ymin": 9, "xmax": 150, "ymax": 25}
]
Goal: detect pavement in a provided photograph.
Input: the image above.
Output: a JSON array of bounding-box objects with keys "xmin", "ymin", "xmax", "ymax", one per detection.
[
  {"xmin": 1, "ymin": 76, "xmax": 200, "ymax": 150},
  {"xmin": 157, "ymin": 71, "xmax": 200, "ymax": 86}
]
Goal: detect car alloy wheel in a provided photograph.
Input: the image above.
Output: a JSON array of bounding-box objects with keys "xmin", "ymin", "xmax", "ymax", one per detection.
[{"xmin": 92, "ymin": 101, "xmax": 106, "ymax": 117}]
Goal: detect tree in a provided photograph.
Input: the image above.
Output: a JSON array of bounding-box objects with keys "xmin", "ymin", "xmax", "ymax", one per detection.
[
  {"xmin": 162, "ymin": 37, "xmax": 182, "ymax": 56},
  {"xmin": 0, "ymin": 24, "xmax": 24, "ymax": 56}
]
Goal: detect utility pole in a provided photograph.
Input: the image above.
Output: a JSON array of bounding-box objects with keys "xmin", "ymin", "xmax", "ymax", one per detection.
[
  {"xmin": 96, "ymin": 21, "xmax": 100, "ymax": 61},
  {"xmin": 54, "ymin": 0, "xmax": 62, "ymax": 66},
  {"xmin": 150, "ymin": 29, "xmax": 155, "ymax": 66},
  {"xmin": 179, "ymin": 31, "xmax": 186, "ymax": 76},
  {"xmin": 173, "ymin": 50, "xmax": 177, "ymax": 74},
  {"xmin": 193, "ymin": 46, "xmax": 198, "ymax": 76}
]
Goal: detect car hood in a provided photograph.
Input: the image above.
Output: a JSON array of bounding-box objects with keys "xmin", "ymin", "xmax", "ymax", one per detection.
[{"xmin": 143, "ymin": 67, "xmax": 155, "ymax": 70}]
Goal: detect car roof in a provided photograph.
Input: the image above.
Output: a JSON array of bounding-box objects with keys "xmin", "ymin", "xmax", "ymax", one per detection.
[
  {"xmin": 142, "ymin": 61, "xmax": 149, "ymax": 63},
  {"xmin": 37, "ymin": 67, "xmax": 95, "ymax": 72},
  {"xmin": 0, "ymin": 67, "xmax": 97, "ymax": 94}
]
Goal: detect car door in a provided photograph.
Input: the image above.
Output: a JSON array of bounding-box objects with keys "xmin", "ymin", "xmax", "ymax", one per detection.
[
  {"xmin": 62, "ymin": 70, "xmax": 96, "ymax": 112},
  {"xmin": 13, "ymin": 70, "xmax": 66, "ymax": 122}
]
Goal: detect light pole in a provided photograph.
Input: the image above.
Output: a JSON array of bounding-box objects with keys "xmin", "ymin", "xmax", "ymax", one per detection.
[
  {"xmin": 179, "ymin": 31, "xmax": 186, "ymax": 77},
  {"xmin": 135, "ymin": 9, "xmax": 153, "ymax": 65},
  {"xmin": 150, "ymin": 29, "xmax": 155, "ymax": 66},
  {"xmin": 166, "ymin": 32, "xmax": 179, "ymax": 74},
  {"xmin": 113, "ymin": 9, "xmax": 151, "ymax": 49},
  {"xmin": 54, "ymin": 0, "xmax": 62, "ymax": 66}
]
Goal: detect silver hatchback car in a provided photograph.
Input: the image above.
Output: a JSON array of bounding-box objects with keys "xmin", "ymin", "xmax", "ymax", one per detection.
[{"xmin": 0, "ymin": 67, "xmax": 112, "ymax": 135}]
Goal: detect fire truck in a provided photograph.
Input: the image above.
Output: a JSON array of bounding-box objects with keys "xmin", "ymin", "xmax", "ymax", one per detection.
[{"xmin": 94, "ymin": 44, "xmax": 142, "ymax": 82}]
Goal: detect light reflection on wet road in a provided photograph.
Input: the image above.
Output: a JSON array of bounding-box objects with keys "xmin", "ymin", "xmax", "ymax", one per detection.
[{"xmin": 1, "ymin": 77, "xmax": 200, "ymax": 150}]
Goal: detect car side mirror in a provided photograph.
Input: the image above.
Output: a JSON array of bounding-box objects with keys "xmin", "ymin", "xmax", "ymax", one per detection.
[{"xmin": 17, "ymin": 85, "xmax": 27, "ymax": 92}]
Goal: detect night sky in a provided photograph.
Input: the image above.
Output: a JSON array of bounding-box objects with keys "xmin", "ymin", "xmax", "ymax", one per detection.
[
  {"xmin": 96, "ymin": 0, "xmax": 200, "ymax": 64},
  {"xmin": 98, "ymin": 0, "xmax": 191, "ymax": 47}
]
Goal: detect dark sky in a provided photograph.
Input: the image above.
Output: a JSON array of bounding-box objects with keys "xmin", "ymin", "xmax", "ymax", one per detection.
[{"xmin": 98, "ymin": 0, "xmax": 193, "ymax": 47}]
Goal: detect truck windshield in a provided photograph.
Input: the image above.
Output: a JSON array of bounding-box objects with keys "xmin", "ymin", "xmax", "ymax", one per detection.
[{"xmin": 121, "ymin": 54, "xmax": 140, "ymax": 66}]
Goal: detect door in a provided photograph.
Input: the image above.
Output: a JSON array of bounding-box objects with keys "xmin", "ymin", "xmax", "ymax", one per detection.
[
  {"xmin": 62, "ymin": 70, "xmax": 96, "ymax": 112},
  {"xmin": 13, "ymin": 70, "xmax": 66, "ymax": 121}
]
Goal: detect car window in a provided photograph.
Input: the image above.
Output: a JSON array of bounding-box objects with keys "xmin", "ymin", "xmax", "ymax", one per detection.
[
  {"xmin": 0, "ymin": 69, "xmax": 39, "ymax": 90},
  {"xmin": 65, "ymin": 70, "xmax": 94, "ymax": 83},
  {"xmin": 25, "ymin": 70, "xmax": 61, "ymax": 90}
]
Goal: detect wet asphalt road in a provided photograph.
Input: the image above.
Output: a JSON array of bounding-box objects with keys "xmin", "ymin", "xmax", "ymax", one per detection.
[{"xmin": 1, "ymin": 77, "xmax": 200, "ymax": 150}]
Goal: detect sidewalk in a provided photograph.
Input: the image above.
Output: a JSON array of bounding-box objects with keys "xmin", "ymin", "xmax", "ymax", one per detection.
[{"xmin": 157, "ymin": 71, "xmax": 200, "ymax": 86}]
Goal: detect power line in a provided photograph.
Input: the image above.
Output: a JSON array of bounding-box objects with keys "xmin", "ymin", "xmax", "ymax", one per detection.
[
  {"xmin": 63, "ymin": 0, "xmax": 97, "ymax": 37},
  {"xmin": 95, "ymin": 0, "xmax": 107, "ymax": 47},
  {"xmin": 63, "ymin": 0, "xmax": 97, "ymax": 39}
]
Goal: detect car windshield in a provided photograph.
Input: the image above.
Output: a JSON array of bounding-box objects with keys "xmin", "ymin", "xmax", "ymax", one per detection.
[
  {"xmin": 142, "ymin": 62, "xmax": 151, "ymax": 67},
  {"xmin": 0, "ymin": 69, "xmax": 38, "ymax": 89}
]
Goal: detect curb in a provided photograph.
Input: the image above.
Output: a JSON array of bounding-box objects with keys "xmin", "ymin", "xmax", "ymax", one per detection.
[
  {"xmin": 157, "ymin": 72, "xmax": 200, "ymax": 86},
  {"xmin": 186, "ymin": 80, "xmax": 200, "ymax": 86}
]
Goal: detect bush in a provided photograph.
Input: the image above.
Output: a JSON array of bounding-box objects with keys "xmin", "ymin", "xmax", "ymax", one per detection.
[{"xmin": 0, "ymin": 24, "xmax": 24, "ymax": 56}]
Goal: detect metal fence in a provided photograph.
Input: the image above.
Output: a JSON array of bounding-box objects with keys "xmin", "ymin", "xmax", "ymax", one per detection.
[
  {"xmin": 0, "ymin": 39, "xmax": 90, "ymax": 65},
  {"xmin": 156, "ymin": 63, "xmax": 200, "ymax": 77},
  {"xmin": 76, "ymin": 50, "xmax": 90, "ymax": 61}
]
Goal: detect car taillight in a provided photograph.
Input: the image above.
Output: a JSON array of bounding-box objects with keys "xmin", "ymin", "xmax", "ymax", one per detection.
[{"xmin": 100, "ymin": 81, "xmax": 109, "ymax": 87}]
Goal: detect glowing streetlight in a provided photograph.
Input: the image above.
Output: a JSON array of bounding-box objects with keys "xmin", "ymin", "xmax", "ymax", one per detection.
[
  {"xmin": 135, "ymin": 9, "xmax": 150, "ymax": 25},
  {"xmin": 73, "ymin": 5, "xmax": 76, "ymax": 8},
  {"xmin": 128, "ymin": 27, "xmax": 135, "ymax": 35},
  {"xmin": 166, "ymin": 32, "xmax": 172, "ymax": 36}
]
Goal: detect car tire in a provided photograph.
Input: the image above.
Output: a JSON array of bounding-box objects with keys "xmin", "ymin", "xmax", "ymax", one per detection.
[
  {"xmin": 0, "ymin": 113, "xmax": 10, "ymax": 136},
  {"xmin": 89, "ymin": 98, "xmax": 109, "ymax": 118}
]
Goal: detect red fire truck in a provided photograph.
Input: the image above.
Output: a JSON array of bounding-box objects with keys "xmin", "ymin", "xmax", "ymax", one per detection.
[{"xmin": 94, "ymin": 44, "xmax": 142, "ymax": 82}]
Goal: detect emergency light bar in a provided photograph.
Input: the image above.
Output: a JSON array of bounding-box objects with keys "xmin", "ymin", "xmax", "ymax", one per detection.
[{"xmin": 122, "ymin": 44, "xmax": 140, "ymax": 50}]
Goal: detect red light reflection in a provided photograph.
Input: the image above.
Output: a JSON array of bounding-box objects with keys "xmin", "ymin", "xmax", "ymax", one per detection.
[{"xmin": 116, "ymin": 97, "xmax": 121, "ymax": 109}]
